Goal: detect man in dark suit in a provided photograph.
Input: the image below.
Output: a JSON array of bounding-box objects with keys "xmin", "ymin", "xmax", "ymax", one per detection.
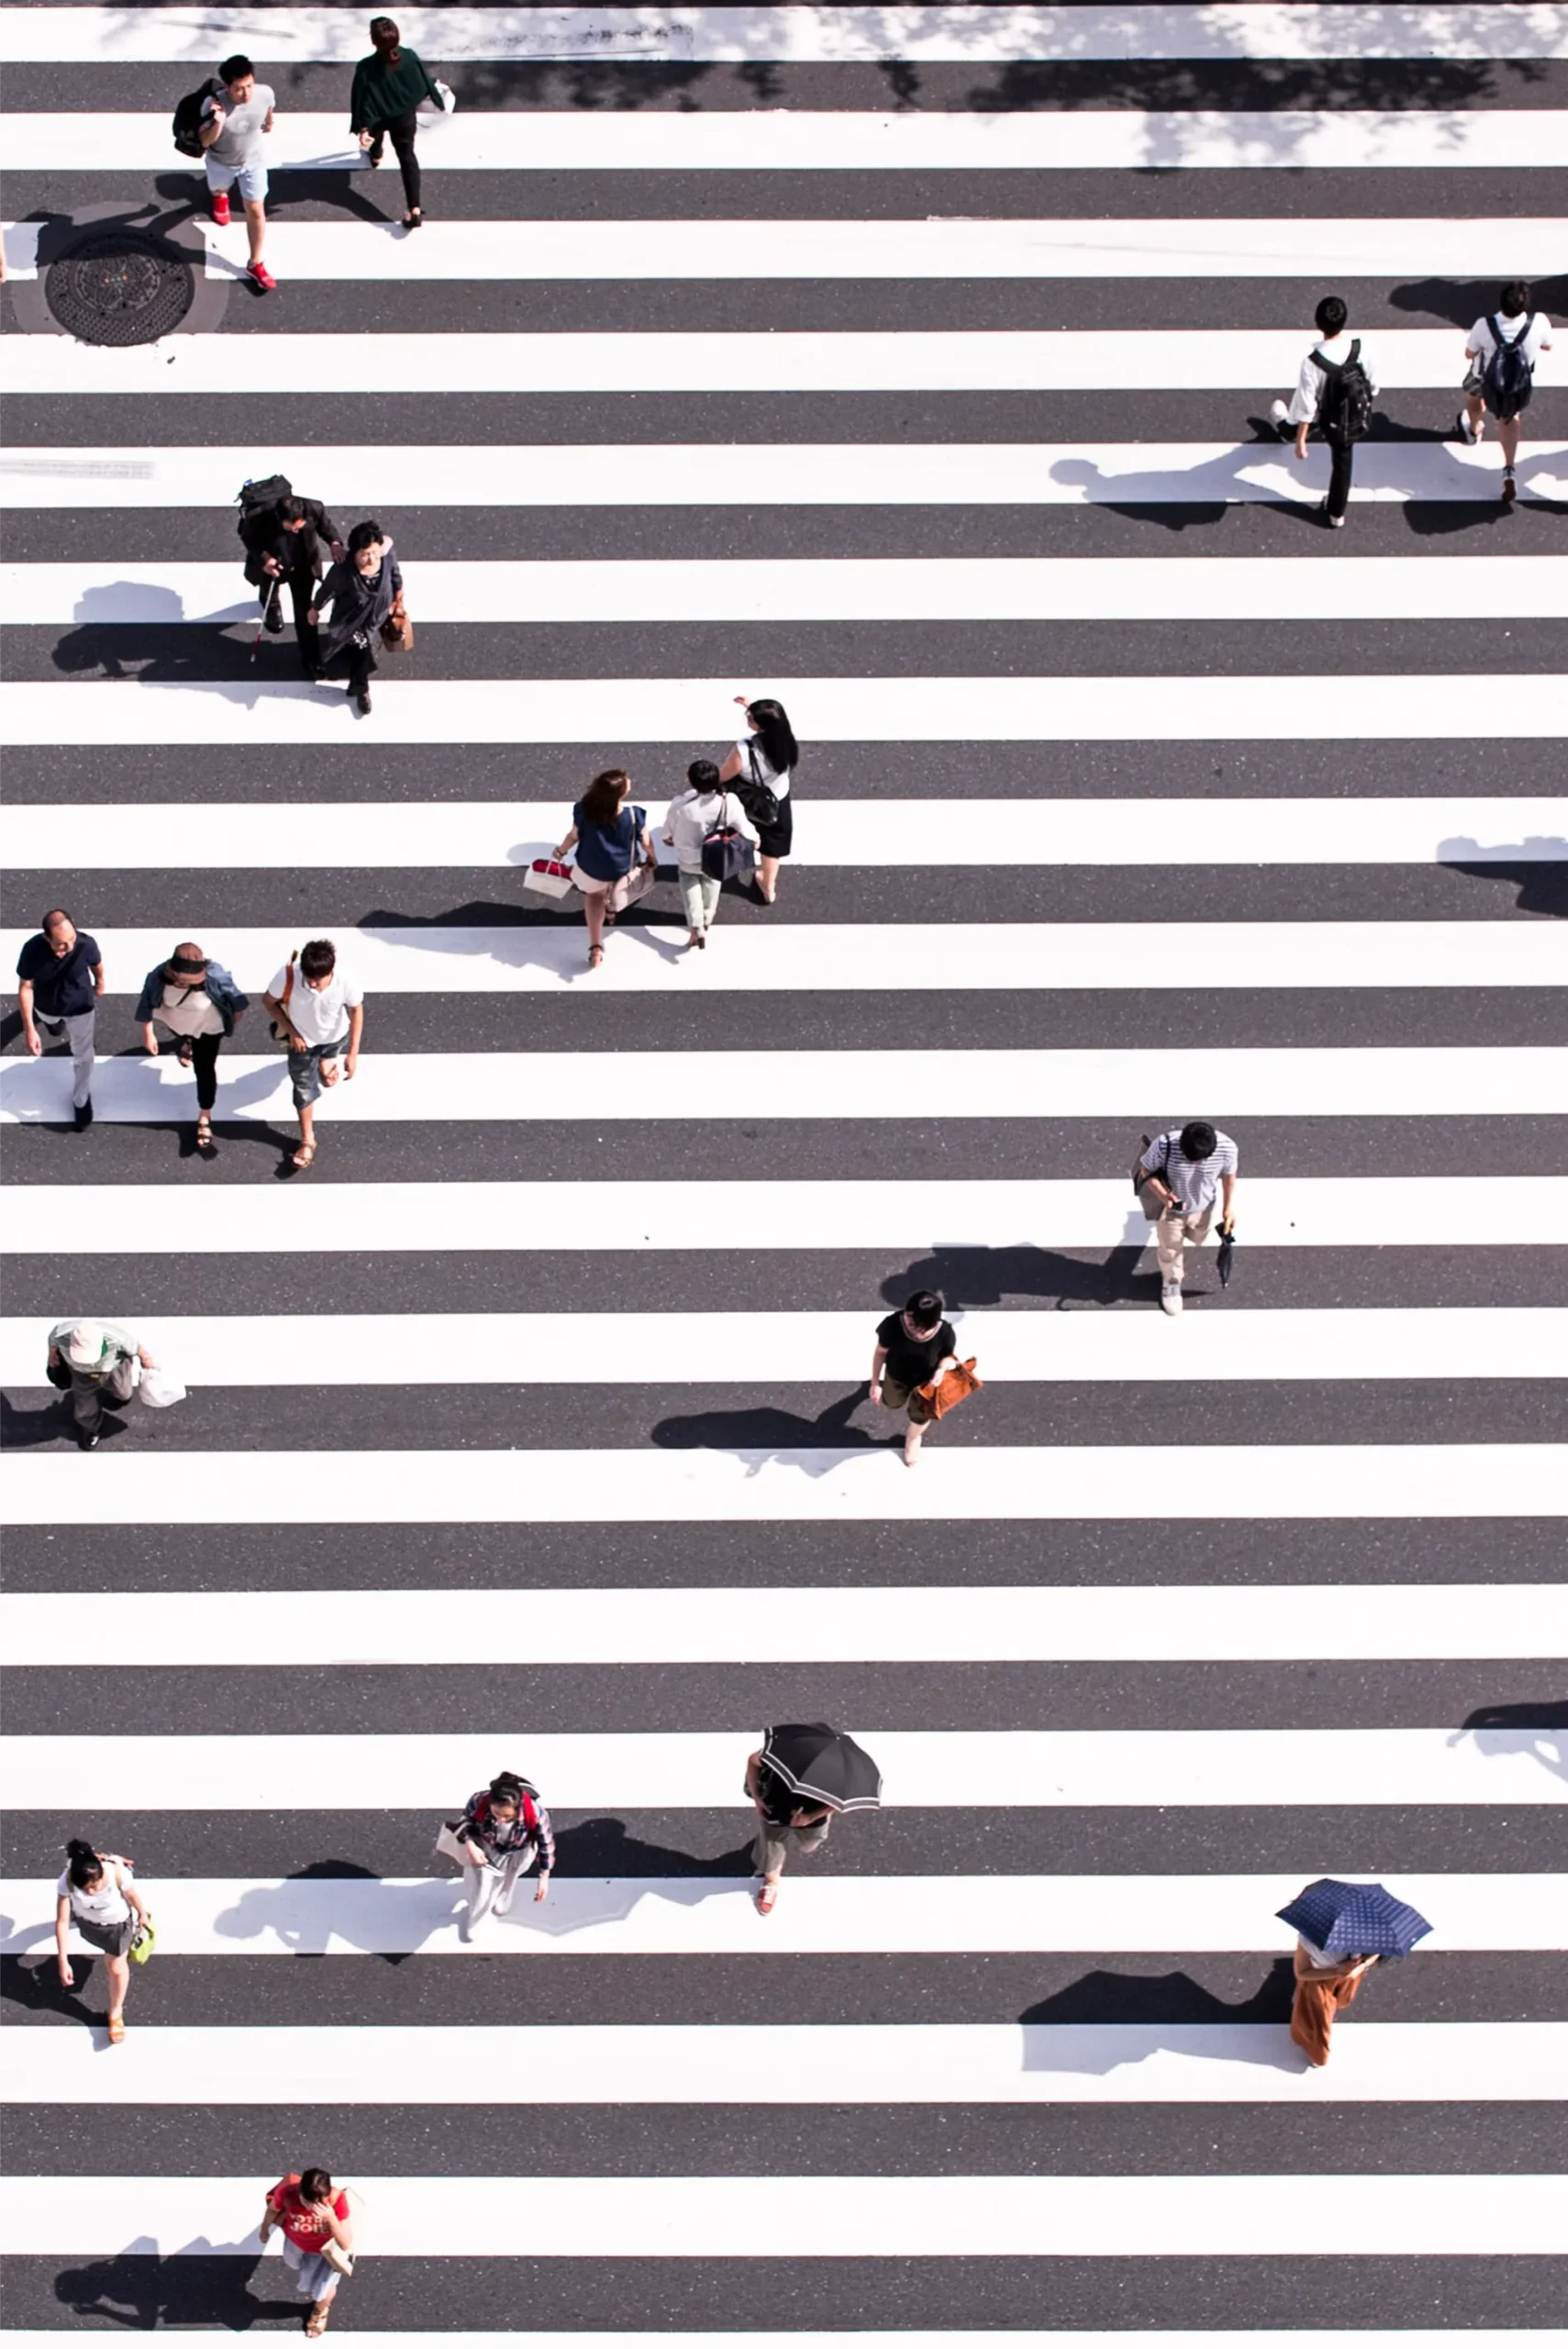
[{"xmin": 240, "ymin": 492, "xmax": 345, "ymax": 674}]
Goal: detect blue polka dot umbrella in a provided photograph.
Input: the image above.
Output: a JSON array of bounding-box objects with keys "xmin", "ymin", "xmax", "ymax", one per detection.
[{"xmin": 1277, "ymin": 1877, "xmax": 1433, "ymax": 1959}]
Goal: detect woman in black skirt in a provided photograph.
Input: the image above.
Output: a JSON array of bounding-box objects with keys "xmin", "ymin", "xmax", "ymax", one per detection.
[{"xmin": 718, "ymin": 695, "xmax": 798, "ymax": 904}]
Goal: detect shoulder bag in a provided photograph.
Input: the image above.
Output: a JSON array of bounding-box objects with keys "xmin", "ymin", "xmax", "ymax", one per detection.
[
  {"xmin": 268, "ymin": 953, "xmax": 297, "ymax": 1043},
  {"xmin": 734, "ymin": 740, "xmax": 783, "ymax": 831},
  {"xmin": 701, "ymin": 792, "xmax": 756, "ymax": 883},
  {"xmin": 917, "ymin": 1356, "xmax": 983, "ymax": 1421},
  {"xmin": 606, "ymin": 808, "xmax": 657, "ymax": 914}
]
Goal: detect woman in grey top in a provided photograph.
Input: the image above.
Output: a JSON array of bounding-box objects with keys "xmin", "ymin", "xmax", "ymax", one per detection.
[{"xmin": 307, "ymin": 519, "xmax": 406, "ymax": 716}]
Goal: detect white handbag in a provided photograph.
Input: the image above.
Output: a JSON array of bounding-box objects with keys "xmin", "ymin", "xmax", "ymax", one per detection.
[
  {"xmin": 523, "ymin": 857, "xmax": 576, "ymax": 902},
  {"xmin": 434, "ymin": 1821, "xmax": 475, "ymax": 1867},
  {"xmin": 431, "ymin": 77, "xmax": 457, "ymax": 113},
  {"xmin": 139, "ymin": 1365, "xmax": 187, "ymax": 1408}
]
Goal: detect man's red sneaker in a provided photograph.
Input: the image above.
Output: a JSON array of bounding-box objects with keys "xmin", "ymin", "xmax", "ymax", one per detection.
[
  {"xmin": 248, "ymin": 259, "xmax": 277, "ymax": 293},
  {"xmin": 211, "ymin": 191, "xmax": 230, "ymax": 227}
]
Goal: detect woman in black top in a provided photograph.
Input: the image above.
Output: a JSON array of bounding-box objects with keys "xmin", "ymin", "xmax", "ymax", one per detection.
[
  {"xmin": 307, "ymin": 519, "xmax": 406, "ymax": 716},
  {"xmin": 870, "ymin": 1288, "xmax": 957, "ymax": 1468},
  {"xmin": 350, "ymin": 17, "xmax": 442, "ymax": 228},
  {"xmin": 717, "ymin": 695, "xmax": 798, "ymax": 906}
]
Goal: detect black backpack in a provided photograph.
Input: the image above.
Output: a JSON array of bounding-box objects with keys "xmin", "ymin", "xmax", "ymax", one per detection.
[
  {"xmin": 1482, "ymin": 316, "xmax": 1535, "ymax": 422},
  {"xmin": 172, "ymin": 78, "xmax": 222, "ymax": 159},
  {"xmin": 1312, "ymin": 339, "xmax": 1373, "ymax": 444}
]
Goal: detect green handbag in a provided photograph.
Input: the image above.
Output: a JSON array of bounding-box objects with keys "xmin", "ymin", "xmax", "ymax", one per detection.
[{"xmin": 128, "ymin": 1914, "xmax": 157, "ymax": 1965}]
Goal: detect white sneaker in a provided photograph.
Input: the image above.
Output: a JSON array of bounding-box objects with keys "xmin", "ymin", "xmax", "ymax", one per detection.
[
  {"xmin": 1269, "ymin": 397, "xmax": 1292, "ymax": 440},
  {"xmin": 1161, "ymin": 1282, "xmax": 1184, "ymax": 1316},
  {"xmin": 1456, "ymin": 409, "xmax": 1478, "ymax": 445}
]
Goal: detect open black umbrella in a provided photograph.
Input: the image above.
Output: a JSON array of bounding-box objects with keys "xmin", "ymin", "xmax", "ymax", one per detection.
[
  {"xmin": 1217, "ymin": 1219, "xmax": 1237, "ymax": 1287},
  {"xmin": 761, "ymin": 1722, "xmax": 883, "ymax": 1813}
]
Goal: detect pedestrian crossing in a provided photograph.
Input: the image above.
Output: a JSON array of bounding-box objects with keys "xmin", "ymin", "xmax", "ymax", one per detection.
[{"xmin": 2, "ymin": 0, "xmax": 1564, "ymax": 2339}]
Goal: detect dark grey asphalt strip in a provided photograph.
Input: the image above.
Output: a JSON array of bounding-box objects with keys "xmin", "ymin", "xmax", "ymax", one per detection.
[
  {"xmin": 8, "ymin": 164, "xmax": 1567, "ymax": 224},
  {"xmin": 46, "ymin": 275, "xmax": 1558, "ymax": 340},
  {"xmin": 5, "ymin": 1515, "xmax": 1562, "ymax": 1596},
  {"xmin": 18, "ymin": 498, "xmax": 1567, "ymax": 566},
  {"xmin": 17, "ymin": 618, "xmax": 1568, "ymax": 683},
  {"xmin": 4, "ymin": 1375, "xmax": 1559, "ymax": 1454},
  {"xmin": 1, "ymin": 2253, "xmax": 1561, "ymax": 2331},
  {"xmin": 3, "ymin": 1950, "xmax": 1554, "ymax": 2031},
  {"xmin": 10, "ymin": 863, "xmax": 1557, "ymax": 926},
  {"xmin": 6, "ymin": 988, "xmax": 1561, "ymax": 1060},
  {"xmin": 5, "ymin": 1660, "xmax": 1537, "ymax": 1742},
  {"xmin": 11, "ymin": 56, "xmax": 1568, "ymax": 110},
  {"xmin": 11, "ymin": 389, "xmax": 1568, "ymax": 451},
  {"xmin": 8, "ymin": 1803, "xmax": 1559, "ymax": 1883},
  {"xmin": 5, "ymin": 1116, "xmax": 1563, "ymax": 1187},
  {"xmin": 11, "ymin": 1243, "xmax": 1560, "ymax": 1323},
  {"xmin": 5, "ymin": 740, "xmax": 1562, "ymax": 803}
]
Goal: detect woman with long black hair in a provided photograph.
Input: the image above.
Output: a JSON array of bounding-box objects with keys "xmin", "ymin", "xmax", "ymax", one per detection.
[
  {"xmin": 350, "ymin": 16, "xmax": 442, "ymax": 228},
  {"xmin": 718, "ymin": 694, "xmax": 798, "ymax": 905}
]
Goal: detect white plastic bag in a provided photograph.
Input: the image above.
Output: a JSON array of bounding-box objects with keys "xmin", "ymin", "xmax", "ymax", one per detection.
[
  {"xmin": 431, "ymin": 77, "xmax": 457, "ymax": 113},
  {"xmin": 139, "ymin": 1364, "xmax": 187, "ymax": 1409}
]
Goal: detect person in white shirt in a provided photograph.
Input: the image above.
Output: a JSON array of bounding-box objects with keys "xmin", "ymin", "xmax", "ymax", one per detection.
[
  {"xmin": 1269, "ymin": 294, "xmax": 1376, "ymax": 529},
  {"xmin": 261, "ymin": 939, "xmax": 364, "ymax": 1172},
  {"xmin": 1458, "ymin": 282, "xmax": 1554, "ymax": 505},
  {"xmin": 55, "ymin": 1838, "xmax": 151, "ymax": 2043},
  {"xmin": 1137, "ymin": 1119, "xmax": 1239, "ymax": 1316},
  {"xmin": 662, "ymin": 757, "xmax": 756, "ymax": 948}
]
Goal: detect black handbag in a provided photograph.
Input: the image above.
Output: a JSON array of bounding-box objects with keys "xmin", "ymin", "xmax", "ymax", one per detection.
[
  {"xmin": 733, "ymin": 740, "xmax": 782, "ymax": 831},
  {"xmin": 701, "ymin": 792, "xmax": 756, "ymax": 883}
]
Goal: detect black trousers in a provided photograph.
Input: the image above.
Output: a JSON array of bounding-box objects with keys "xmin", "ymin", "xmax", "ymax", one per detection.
[
  {"xmin": 260, "ymin": 562, "xmax": 321, "ymax": 673},
  {"xmin": 1325, "ymin": 436, "xmax": 1355, "ymax": 520},
  {"xmin": 320, "ymin": 636, "xmax": 377, "ymax": 696},
  {"xmin": 369, "ymin": 110, "xmax": 421, "ymax": 209},
  {"xmin": 188, "ymin": 1030, "xmax": 222, "ymax": 1112}
]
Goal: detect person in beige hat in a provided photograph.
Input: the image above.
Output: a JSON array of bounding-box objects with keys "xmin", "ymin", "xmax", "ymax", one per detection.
[{"xmin": 46, "ymin": 1319, "xmax": 156, "ymax": 1451}]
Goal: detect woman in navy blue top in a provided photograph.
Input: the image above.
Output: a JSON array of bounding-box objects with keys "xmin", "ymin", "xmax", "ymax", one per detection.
[{"xmin": 554, "ymin": 767, "xmax": 656, "ymax": 968}]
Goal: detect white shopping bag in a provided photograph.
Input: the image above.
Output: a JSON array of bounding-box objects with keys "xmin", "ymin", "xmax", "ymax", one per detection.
[
  {"xmin": 139, "ymin": 1365, "xmax": 187, "ymax": 1408},
  {"xmin": 430, "ymin": 77, "xmax": 457, "ymax": 113}
]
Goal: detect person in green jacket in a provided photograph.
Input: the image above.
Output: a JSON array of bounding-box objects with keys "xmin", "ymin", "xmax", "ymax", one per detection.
[{"xmin": 350, "ymin": 16, "xmax": 442, "ymax": 228}]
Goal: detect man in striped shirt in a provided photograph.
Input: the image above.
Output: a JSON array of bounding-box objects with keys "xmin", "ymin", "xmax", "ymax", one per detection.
[{"xmin": 1137, "ymin": 1121, "xmax": 1239, "ymax": 1316}]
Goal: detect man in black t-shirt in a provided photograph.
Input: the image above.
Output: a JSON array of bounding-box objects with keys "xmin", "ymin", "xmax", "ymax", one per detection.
[
  {"xmin": 17, "ymin": 908, "xmax": 104, "ymax": 1130},
  {"xmin": 870, "ymin": 1288, "xmax": 957, "ymax": 1468}
]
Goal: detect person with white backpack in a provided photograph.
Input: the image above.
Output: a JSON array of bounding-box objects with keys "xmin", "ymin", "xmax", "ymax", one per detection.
[
  {"xmin": 55, "ymin": 1839, "xmax": 152, "ymax": 2043},
  {"xmin": 1458, "ymin": 282, "xmax": 1554, "ymax": 506}
]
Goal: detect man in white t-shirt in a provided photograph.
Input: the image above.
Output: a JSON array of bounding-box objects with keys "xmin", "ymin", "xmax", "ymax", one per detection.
[
  {"xmin": 261, "ymin": 939, "xmax": 364, "ymax": 1171},
  {"xmin": 1269, "ymin": 294, "xmax": 1377, "ymax": 529},
  {"xmin": 1459, "ymin": 282, "xmax": 1554, "ymax": 505},
  {"xmin": 199, "ymin": 52, "xmax": 277, "ymax": 292}
]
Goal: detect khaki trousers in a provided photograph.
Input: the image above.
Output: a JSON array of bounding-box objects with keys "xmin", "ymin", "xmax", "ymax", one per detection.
[{"xmin": 1140, "ymin": 1186, "xmax": 1213, "ymax": 1286}]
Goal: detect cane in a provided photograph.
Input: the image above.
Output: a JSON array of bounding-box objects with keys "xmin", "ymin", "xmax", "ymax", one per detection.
[{"xmin": 250, "ymin": 577, "xmax": 281, "ymax": 659}]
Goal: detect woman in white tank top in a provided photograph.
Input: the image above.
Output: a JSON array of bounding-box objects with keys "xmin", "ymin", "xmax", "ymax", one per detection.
[{"xmin": 55, "ymin": 1837, "xmax": 150, "ymax": 2043}]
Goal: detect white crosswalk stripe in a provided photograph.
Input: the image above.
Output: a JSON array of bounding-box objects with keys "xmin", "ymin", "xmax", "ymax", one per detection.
[{"xmin": 2, "ymin": 0, "xmax": 1563, "ymax": 2335}]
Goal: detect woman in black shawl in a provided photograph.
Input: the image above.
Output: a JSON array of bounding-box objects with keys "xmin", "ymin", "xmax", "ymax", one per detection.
[{"xmin": 307, "ymin": 518, "xmax": 406, "ymax": 716}]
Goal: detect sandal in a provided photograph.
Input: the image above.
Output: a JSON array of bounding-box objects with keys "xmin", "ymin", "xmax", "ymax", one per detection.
[
  {"xmin": 177, "ymin": 1037, "xmax": 195, "ymax": 1068},
  {"xmin": 292, "ymin": 1141, "xmax": 317, "ymax": 1170},
  {"xmin": 403, "ymin": 206, "xmax": 423, "ymax": 228},
  {"xmin": 306, "ymin": 2308, "xmax": 330, "ymax": 2339},
  {"xmin": 756, "ymin": 1881, "xmax": 779, "ymax": 1915},
  {"xmin": 195, "ymin": 1113, "xmax": 216, "ymax": 1154},
  {"xmin": 588, "ymin": 945, "xmax": 605, "ymax": 969},
  {"xmin": 106, "ymin": 2011, "xmax": 126, "ymax": 2043}
]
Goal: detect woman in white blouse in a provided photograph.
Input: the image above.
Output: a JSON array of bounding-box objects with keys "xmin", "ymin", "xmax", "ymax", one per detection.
[
  {"xmin": 717, "ymin": 695, "xmax": 798, "ymax": 906},
  {"xmin": 55, "ymin": 1839, "xmax": 150, "ymax": 2043},
  {"xmin": 662, "ymin": 757, "xmax": 755, "ymax": 948}
]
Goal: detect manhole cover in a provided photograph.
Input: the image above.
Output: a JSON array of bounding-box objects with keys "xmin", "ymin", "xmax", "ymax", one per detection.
[{"xmin": 45, "ymin": 232, "xmax": 195, "ymax": 346}]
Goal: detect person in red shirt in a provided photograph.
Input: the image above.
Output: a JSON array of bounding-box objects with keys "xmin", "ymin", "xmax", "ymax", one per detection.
[{"xmin": 258, "ymin": 2167, "xmax": 354, "ymax": 2337}]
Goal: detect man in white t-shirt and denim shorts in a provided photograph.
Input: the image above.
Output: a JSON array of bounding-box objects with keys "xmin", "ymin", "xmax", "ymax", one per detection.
[
  {"xmin": 1137, "ymin": 1119, "xmax": 1239, "ymax": 1318},
  {"xmin": 1458, "ymin": 281, "xmax": 1554, "ymax": 506},
  {"xmin": 261, "ymin": 939, "xmax": 364, "ymax": 1172},
  {"xmin": 199, "ymin": 53, "xmax": 276, "ymax": 292}
]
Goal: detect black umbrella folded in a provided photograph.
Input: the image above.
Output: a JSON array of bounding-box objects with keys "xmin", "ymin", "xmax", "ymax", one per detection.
[
  {"xmin": 761, "ymin": 1721, "xmax": 883, "ymax": 1813},
  {"xmin": 1217, "ymin": 1219, "xmax": 1237, "ymax": 1287}
]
